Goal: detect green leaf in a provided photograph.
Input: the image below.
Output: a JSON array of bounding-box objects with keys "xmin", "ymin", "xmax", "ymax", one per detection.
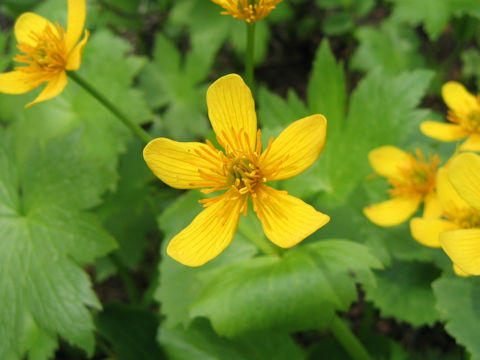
[
  {"xmin": 0, "ymin": 131, "xmax": 116, "ymax": 359},
  {"xmin": 97, "ymin": 141, "xmax": 158, "ymax": 270},
  {"xmin": 364, "ymin": 260, "xmax": 442, "ymax": 327},
  {"xmin": 0, "ymin": 30, "xmax": 15, "ymax": 73},
  {"xmin": 388, "ymin": 0, "xmax": 480, "ymax": 40},
  {"xmin": 138, "ymin": 33, "xmax": 209, "ymax": 140},
  {"xmin": 461, "ymin": 49, "xmax": 480, "ymax": 90},
  {"xmin": 350, "ymin": 20, "xmax": 425, "ymax": 75},
  {"xmin": 257, "ymin": 88, "xmax": 310, "ymax": 130},
  {"xmin": 96, "ymin": 303, "xmax": 164, "ymax": 360},
  {"xmin": 433, "ymin": 276, "xmax": 480, "ymax": 359},
  {"xmin": 190, "ymin": 240, "xmax": 381, "ymax": 337},
  {"xmin": 322, "ymin": 11, "xmax": 355, "ymax": 36},
  {"xmin": 159, "ymin": 318, "xmax": 306, "ymax": 360},
  {"xmin": 307, "ymin": 39, "xmax": 346, "ymax": 137},
  {"xmin": 20, "ymin": 314, "xmax": 58, "ymax": 360}
]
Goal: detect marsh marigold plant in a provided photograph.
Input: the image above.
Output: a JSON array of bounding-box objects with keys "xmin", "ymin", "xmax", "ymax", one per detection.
[
  {"xmin": 0, "ymin": 0, "xmax": 88, "ymax": 107},
  {"xmin": 421, "ymin": 82, "xmax": 480, "ymax": 151},
  {"xmin": 212, "ymin": 0, "xmax": 283, "ymax": 22},
  {"xmin": 143, "ymin": 74, "xmax": 330, "ymax": 266},
  {"xmin": 363, "ymin": 146, "xmax": 440, "ymax": 227}
]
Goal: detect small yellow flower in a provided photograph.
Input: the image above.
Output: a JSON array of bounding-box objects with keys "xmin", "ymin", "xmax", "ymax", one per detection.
[
  {"xmin": 143, "ymin": 74, "xmax": 330, "ymax": 266},
  {"xmin": 0, "ymin": 0, "xmax": 89, "ymax": 107},
  {"xmin": 409, "ymin": 156, "xmax": 480, "ymax": 276},
  {"xmin": 212, "ymin": 0, "xmax": 283, "ymax": 22},
  {"xmin": 420, "ymin": 82, "xmax": 480, "ymax": 151},
  {"xmin": 436, "ymin": 153, "xmax": 480, "ymax": 276},
  {"xmin": 363, "ymin": 146, "xmax": 440, "ymax": 227}
]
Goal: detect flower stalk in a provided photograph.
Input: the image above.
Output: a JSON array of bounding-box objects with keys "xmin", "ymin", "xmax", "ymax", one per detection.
[
  {"xmin": 67, "ymin": 71, "xmax": 152, "ymax": 144},
  {"xmin": 237, "ymin": 218, "xmax": 280, "ymax": 256},
  {"xmin": 245, "ymin": 22, "xmax": 256, "ymax": 91},
  {"xmin": 329, "ymin": 315, "xmax": 373, "ymax": 360}
]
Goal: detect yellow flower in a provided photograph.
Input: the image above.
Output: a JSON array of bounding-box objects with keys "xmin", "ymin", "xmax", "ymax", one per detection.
[
  {"xmin": 0, "ymin": 0, "xmax": 89, "ymax": 107},
  {"xmin": 409, "ymin": 155, "xmax": 480, "ymax": 275},
  {"xmin": 440, "ymin": 153, "xmax": 480, "ymax": 275},
  {"xmin": 143, "ymin": 74, "xmax": 330, "ymax": 266},
  {"xmin": 363, "ymin": 146, "xmax": 440, "ymax": 227},
  {"xmin": 211, "ymin": 0, "xmax": 283, "ymax": 22},
  {"xmin": 420, "ymin": 82, "xmax": 480, "ymax": 151}
]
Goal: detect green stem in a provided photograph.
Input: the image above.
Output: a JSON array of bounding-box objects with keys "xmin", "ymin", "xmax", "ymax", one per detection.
[
  {"xmin": 245, "ymin": 22, "xmax": 256, "ymax": 91},
  {"xmin": 67, "ymin": 71, "xmax": 152, "ymax": 145},
  {"xmin": 329, "ymin": 315, "xmax": 373, "ymax": 360},
  {"xmin": 237, "ymin": 218, "xmax": 279, "ymax": 256},
  {"xmin": 110, "ymin": 253, "xmax": 140, "ymax": 305}
]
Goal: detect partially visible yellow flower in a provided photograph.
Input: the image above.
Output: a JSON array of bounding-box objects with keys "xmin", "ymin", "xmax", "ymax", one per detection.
[
  {"xmin": 363, "ymin": 146, "xmax": 440, "ymax": 227},
  {"xmin": 409, "ymin": 156, "xmax": 480, "ymax": 275},
  {"xmin": 212, "ymin": 0, "xmax": 283, "ymax": 22},
  {"xmin": 441, "ymin": 153, "xmax": 480, "ymax": 275},
  {"xmin": 0, "ymin": 0, "xmax": 89, "ymax": 107},
  {"xmin": 143, "ymin": 74, "xmax": 330, "ymax": 267},
  {"xmin": 420, "ymin": 82, "xmax": 480, "ymax": 151}
]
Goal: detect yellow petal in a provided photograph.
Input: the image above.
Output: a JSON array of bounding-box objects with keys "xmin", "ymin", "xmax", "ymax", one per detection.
[
  {"xmin": 453, "ymin": 264, "xmax": 470, "ymax": 277},
  {"xmin": 0, "ymin": 71, "xmax": 40, "ymax": 94},
  {"xmin": 448, "ymin": 152, "xmax": 480, "ymax": 210},
  {"xmin": 367, "ymin": 146, "xmax": 410, "ymax": 180},
  {"xmin": 206, "ymin": 74, "xmax": 257, "ymax": 153},
  {"xmin": 363, "ymin": 196, "xmax": 421, "ymax": 227},
  {"xmin": 252, "ymin": 184, "xmax": 330, "ymax": 248},
  {"xmin": 259, "ymin": 114, "xmax": 327, "ymax": 181},
  {"xmin": 66, "ymin": 30, "xmax": 89, "ymax": 70},
  {"xmin": 442, "ymin": 81, "xmax": 479, "ymax": 115},
  {"xmin": 460, "ymin": 134, "xmax": 480, "ymax": 152},
  {"xmin": 14, "ymin": 12, "xmax": 58, "ymax": 46},
  {"xmin": 143, "ymin": 138, "xmax": 225, "ymax": 190},
  {"xmin": 25, "ymin": 71, "xmax": 67, "ymax": 108},
  {"xmin": 166, "ymin": 191, "xmax": 243, "ymax": 267},
  {"xmin": 65, "ymin": 0, "xmax": 86, "ymax": 53},
  {"xmin": 423, "ymin": 191, "xmax": 443, "ymax": 218},
  {"xmin": 420, "ymin": 121, "xmax": 469, "ymax": 141},
  {"xmin": 410, "ymin": 217, "xmax": 458, "ymax": 248},
  {"xmin": 440, "ymin": 228, "xmax": 480, "ymax": 275},
  {"xmin": 436, "ymin": 166, "xmax": 471, "ymax": 215}
]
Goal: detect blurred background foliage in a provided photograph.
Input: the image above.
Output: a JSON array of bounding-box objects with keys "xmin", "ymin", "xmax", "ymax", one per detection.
[{"xmin": 1, "ymin": 0, "xmax": 480, "ymax": 359}]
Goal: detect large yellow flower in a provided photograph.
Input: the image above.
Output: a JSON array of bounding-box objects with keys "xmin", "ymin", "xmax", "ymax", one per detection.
[
  {"xmin": 212, "ymin": 0, "xmax": 283, "ymax": 22},
  {"xmin": 0, "ymin": 0, "xmax": 89, "ymax": 107},
  {"xmin": 363, "ymin": 146, "xmax": 440, "ymax": 227},
  {"xmin": 440, "ymin": 153, "xmax": 480, "ymax": 275},
  {"xmin": 420, "ymin": 82, "xmax": 480, "ymax": 151},
  {"xmin": 144, "ymin": 74, "xmax": 330, "ymax": 266}
]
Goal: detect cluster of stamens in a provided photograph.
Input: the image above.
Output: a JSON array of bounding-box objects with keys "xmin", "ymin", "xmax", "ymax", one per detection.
[
  {"xmin": 447, "ymin": 95, "xmax": 480, "ymax": 133},
  {"xmin": 214, "ymin": 0, "xmax": 282, "ymax": 22},
  {"xmin": 14, "ymin": 24, "xmax": 66, "ymax": 82},
  {"xmin": 444, "ymin": 208, "xmax": 480, "ymax": 229},
  {"xmin": 388, "ymin": 150, "xmax": 439, "ymax": 198}
]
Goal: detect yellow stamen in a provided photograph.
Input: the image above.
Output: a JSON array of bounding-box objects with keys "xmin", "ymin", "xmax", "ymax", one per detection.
[
  {"xmin": 388, "ymin": 149, "xmax": 439, "ymax": 199},
  {"xmin": 212, "ymin": 0, "xmax": 283, "ymax": 22},
  {"xmin": 14, "ymin": 24, "xmax": 66, "ymax": 85}
]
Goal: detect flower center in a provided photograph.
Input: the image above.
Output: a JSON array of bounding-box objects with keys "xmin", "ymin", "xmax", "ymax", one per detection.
[
  {"xmin": 214, "ymin": 0, "xmax": 281, "ymax": 22},
  {"xmin": 227, "ymin": 157, "xmax": 263, "ymax": 195},
  {"xmin": 14, "ymin": 24, "xmax": 67, "ymax": 78},
  {"xmin": 445, "ymin": 208, "xmax": 480, "ymax": 229},
  {"xmin": 447, "ymin": 96, "xmax": 480, "ymax": 133},
  {"xmin": 389, "ymin": 150, "xmax": 439, "ymax": 198}
]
